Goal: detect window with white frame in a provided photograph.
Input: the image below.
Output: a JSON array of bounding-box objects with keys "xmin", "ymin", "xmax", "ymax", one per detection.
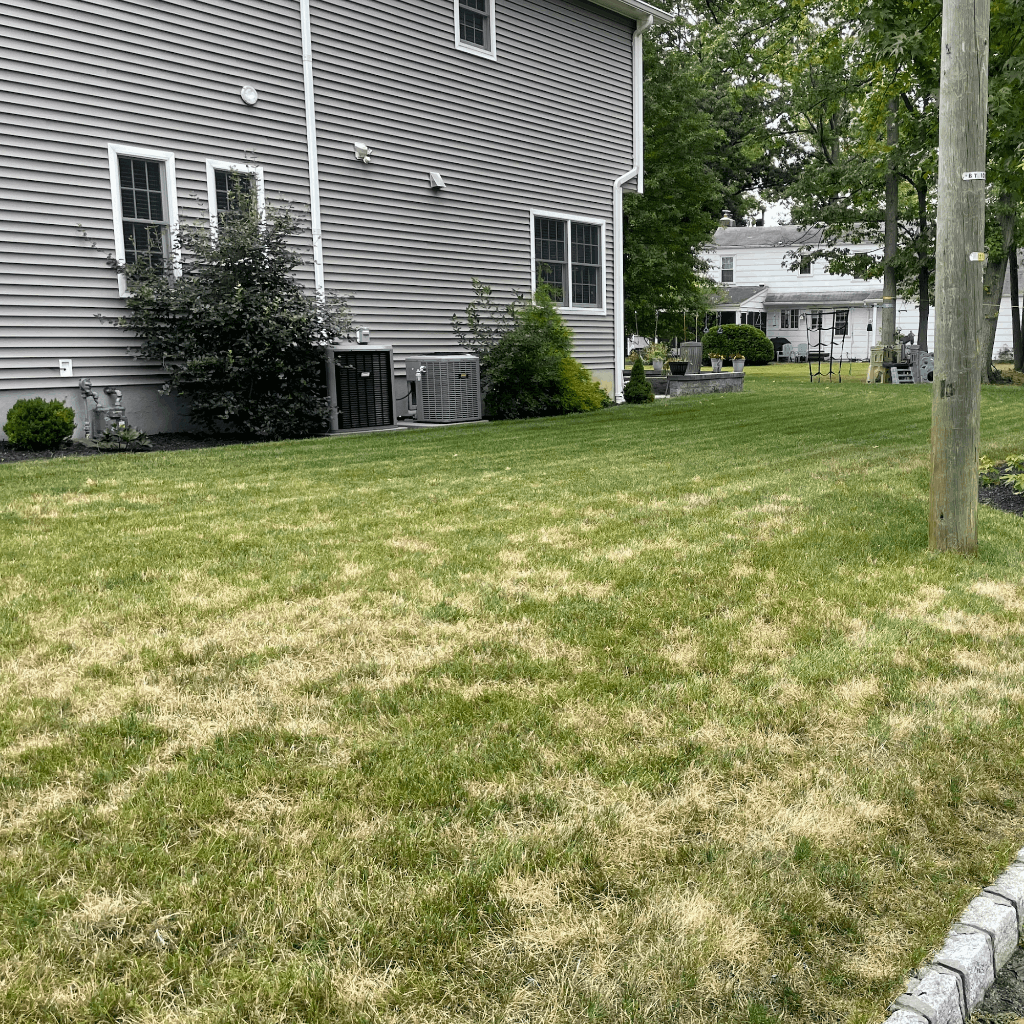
[
  {"xmin": 835, "ymin": 309, "xmax": 849, "ymax": 335},
  {"xmin": 532, "ymin": 213, "xmax": 605, "ymax": 312},
  {"xmin": 799, "ymin": 257, "xmax": 812, "ymax": 275},
  {"xmin": 108, "ymin": 144, "xmax": 179, "ymax": 295},
  {"xmin": 809, "ymin": 309, "xmax": 823, "ymax": 331},
  {"xmin": 205, "ymin": 160, "xmax": 265, "ymax": 234},
  {"xmin": 721, "ymin": 256, "xmax": 734, "ymax": 283},
  {"xmin": 455, "ymin": 0, "xmax": 496, "ymax": 57},
  {"xmin": 780, "ymin": 308, "xmax": 799, "ymax": 329}
]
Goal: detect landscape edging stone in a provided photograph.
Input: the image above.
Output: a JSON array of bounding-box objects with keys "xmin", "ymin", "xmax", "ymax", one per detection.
[{"xmin": 881, "ymin": 849, "xmax": 1024, "ymax": 1024}]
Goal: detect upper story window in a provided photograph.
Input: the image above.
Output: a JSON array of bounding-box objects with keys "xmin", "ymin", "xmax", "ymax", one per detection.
[
  {"xmin": 799, "ymin": 258, "xmax": 812, "ymax": 275},
  {"xmin": 532, "ymin": 212, "xmax": 606, "ymax": 314},
  {"xmin": 721, "ymin": 256, "xmax": 734, "ymax": 283},
  {"xmin": 108, "ymin": 143, "xmax": 179, "ymax": 296},
  {"xmin": 455, "ymin": 0, "xmax": 496, "ymax": 59},
  {"xmin": 205, "ymin": 160, "xmax": 265, "ymax": 236}
]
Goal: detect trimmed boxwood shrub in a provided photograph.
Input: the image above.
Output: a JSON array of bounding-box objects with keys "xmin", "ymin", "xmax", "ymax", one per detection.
[
  {"xmin": 623, "ymin": 357, "xmax": 654, "ymax": 403},
  {"xmin": 3, "ymin": 398, "xmax": 76, "ymax": 450},
  {"xmin": 700, "ymin": 324, "xmax": 775, "ymax": 365}
]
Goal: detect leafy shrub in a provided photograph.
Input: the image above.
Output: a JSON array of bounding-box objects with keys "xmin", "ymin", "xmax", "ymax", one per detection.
[
  {"xmin": 3, "ymin": 398, "xmax": 76, "ymax": 450},
  {"xmin": 111, "ymin": 200, "xmax": 351, "ymax": 439},
  {"xmin": 452, "ymin": 281, "xmax": 607, "ymax": 419},
  {"xmin": 81, "ymin": 423, "xmax": 153, "ymax": 452},
  {"xmin": 700, "ymin": 324, "xmax": 775, "ymax": 365},
  {"xmin": 553, "ymin": 357, "xmax": 611, "ymax": 413},
  {"xmin": 623, "ymin": 357, "xmax": 654, "ymax": 404},
  {"xmin": 980, "ymin": 455, "xmax": 1024, "ymax": 493}
]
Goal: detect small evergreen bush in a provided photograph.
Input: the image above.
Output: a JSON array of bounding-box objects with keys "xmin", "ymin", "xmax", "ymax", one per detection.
[
  {"xmin": 700, "ymin": 324, "xmax": 775, "ymax": 365},
  {"xmin": 623, "ymin": 357, "xmax": 654, "ymax": 403},
  {"xmin": 3, "ymin": 398, "xmax": 76, "ymax": 450},
  {"xmin": 453, "ymin": 282, "xmax": 607, "ymax": 419},
  {"xmin": 111, "ymin": 198, "xmax": 351, "ymax": 439}
]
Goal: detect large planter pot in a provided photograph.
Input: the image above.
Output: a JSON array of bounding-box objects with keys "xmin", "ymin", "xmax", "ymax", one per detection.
[
  {"xmin": 668, "ymin": 361, "xmax": 688, "ymax": 376},
  {"xmin": 710, "ymin": 357, "xmax": 723, "ymax": 373},
  {"xmin": 732, "ymin": 358, "xmax": 745, "ymax": 373},
  {"xmin": 652, "ymin": 358, "xmax": 664, "ymax": 374}
]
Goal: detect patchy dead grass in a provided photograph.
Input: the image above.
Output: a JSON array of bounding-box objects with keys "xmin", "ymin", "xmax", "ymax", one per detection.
[{"xmin": 2, "ymin": 376, "xmax": 1024, "ymax": 1023}]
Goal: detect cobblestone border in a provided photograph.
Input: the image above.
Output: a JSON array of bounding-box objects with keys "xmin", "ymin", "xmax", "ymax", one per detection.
[{"xmin": 884, "ymin": 849, "xmax": 1024, "ymax": 1024}]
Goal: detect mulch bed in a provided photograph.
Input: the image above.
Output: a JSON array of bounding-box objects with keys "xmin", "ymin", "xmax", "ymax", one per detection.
[
  {"xmin": 0, "ymin": 433, "xmax": 257, "ymax": 465},
  {"xmin": 980, "ymin": 483, "xmax": 1024, "ymax": 518}
]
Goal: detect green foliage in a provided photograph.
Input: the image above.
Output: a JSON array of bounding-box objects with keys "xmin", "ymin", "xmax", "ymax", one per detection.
[
  {"xmin": 623, "ymin": 357, "xmax": 654, "ymax": 404},
  {"xmin": 81, "ymin": 424, "xmax": 153, "ymax": 452},
  {"xmin": 3, "ymin": 398, "xmax": 76, "ymax": 450},
  {"xmin": 700, "ymin": 324, "xmax": 774, "ymax": 365},
  {"xmin": 111, "ymin": 200, "xmax": 351, "ymax": 440},
  {"xmin": 453, "ymin": 282, "xmax": 605, "ymax": 419},
  {"xmin": 981, "ymin": 454, "xmax": 1024, "ymax": 493}
]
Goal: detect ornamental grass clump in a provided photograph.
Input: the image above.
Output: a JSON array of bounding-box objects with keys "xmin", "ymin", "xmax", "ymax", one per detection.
[
  {"xmin": 3, "ymin": 398, "xmax": 76, "ymax": 450},
  {"xmin": 623, "ymin": 356, "xmax": 655, "ymax": 403},
  {"xmin": 111, "ymin": 197, "xmax": 352, "ymax": 440}
]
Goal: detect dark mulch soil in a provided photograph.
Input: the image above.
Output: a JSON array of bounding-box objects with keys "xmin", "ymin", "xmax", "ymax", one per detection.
[
  {"xmin": 980, "ymin": 470, "xmax": 1024, "ymax": 518},
  {"xmin": 0, "ymin": 433, "xmax": 258, "ymax": 465}
]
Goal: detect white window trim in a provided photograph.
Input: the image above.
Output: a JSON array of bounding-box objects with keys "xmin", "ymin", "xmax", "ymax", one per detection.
[
  {"xmin": 205, "ymin": 159, "xmax": 266, "ymax": 237},
  {"xmin": 453, "ymin": 0, "xmax": 497, "ymax": 60},
  {"xmin": 530, "ymin": 209, "xmax": 608, "ymax": 316},
  {"xmin": 721, "ymin": 255, "xmax": 734, "ymax": 283},
  {"xmin": 108, "ymin": 143, "xmax": 179, "ymax": 298}
]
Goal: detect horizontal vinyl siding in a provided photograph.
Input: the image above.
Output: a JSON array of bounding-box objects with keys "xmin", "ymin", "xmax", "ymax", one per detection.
[
  {"xmin": 0, "ymin": 0, "xmax": 312, "ymax": 394},
  {"xmin": 313, "ymin": 0, "xmax": 635, "ymax": 376}
]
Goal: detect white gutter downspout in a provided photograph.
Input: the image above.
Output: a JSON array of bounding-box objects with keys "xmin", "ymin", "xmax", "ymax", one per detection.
[
  {"xmin": 613, "ymin": 14, "xmax": 653, "ymax": 402},
  {"xmin": 299, "ymin": 0, "xmax": 340, "ymax": 429}
]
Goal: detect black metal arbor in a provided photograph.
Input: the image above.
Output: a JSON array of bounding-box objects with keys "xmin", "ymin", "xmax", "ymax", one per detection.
[{"xmin": 805, "ymin": 307, "xmax": 851, "ymax": 382}]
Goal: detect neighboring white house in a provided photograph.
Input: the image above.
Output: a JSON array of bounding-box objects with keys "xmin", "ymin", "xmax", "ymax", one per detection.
[{"xmin": 706, "ymin": 222, "xmax": 1016, "ymax": 360}]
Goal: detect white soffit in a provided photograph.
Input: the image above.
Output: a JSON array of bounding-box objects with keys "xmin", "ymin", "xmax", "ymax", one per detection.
[{"xmin": 591, "ymin": 0, "xmax": 674, "ymax": 24}]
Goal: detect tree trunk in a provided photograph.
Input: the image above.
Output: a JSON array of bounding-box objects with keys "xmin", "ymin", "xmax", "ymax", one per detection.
[
  {"xmin": 1011, "ymin": 244, "xmax": 1022, "ymax": 371},
  {"xmin": 980, "ymin": 198, "xmax": 1015, "ymax": 380},
  {"xmin": 879, "ymin": 100, "xmax": 900, "ymax": 349},
  {"xmin": 929, "ymin": 0, "xmax": 989, "ymax": 554},
  {"xmin": 917, "ymin": 182, "xmax": 930, "ymax": 350}
]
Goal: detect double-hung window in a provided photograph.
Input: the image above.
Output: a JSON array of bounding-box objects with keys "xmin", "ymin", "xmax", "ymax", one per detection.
[
  {"xmin": 809, "ymin": 309, "xmax": 823, "ymax": 331},
  {"xmin": 780, "ymin": 307, "xmax": 799, "ymax": 329},
  {"xmin": 205, "ymin": 160, "xmax": 265, "ymax": 235},
  {"xmin": 835, "ymin": 309, "xmax": 849, "ymax": 335},
  {"xmin": 532, "ymin": 212, "xmax": 605, "ymax": 313},
  {"xmin": 455, "ymin": 0, "xmax": 496, "ymax": 58},
  {"xmin": 108, "ymin": 144, "xmax": 179, "ymax": 295},
  {"xmin": 721, "ymin": 256, "xmax": 734, "ymax": 283},
  {"xmin": 799, "ymin": 257, "xmax": 812, "ymax": 275}
]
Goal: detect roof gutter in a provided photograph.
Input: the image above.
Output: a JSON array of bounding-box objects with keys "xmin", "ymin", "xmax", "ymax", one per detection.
[{"xmin": 612, "ymin": 13, "xmax": 654, "ymax": 403}]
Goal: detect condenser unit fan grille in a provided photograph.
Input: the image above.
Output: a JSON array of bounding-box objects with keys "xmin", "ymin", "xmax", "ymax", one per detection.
[
  {"xmin": 416, "ymin": 357, "xmax": 481, "ymax": 423},
  {"xmin": 336, "ymin": 349, "xmax": 393, "ymax": 429}
]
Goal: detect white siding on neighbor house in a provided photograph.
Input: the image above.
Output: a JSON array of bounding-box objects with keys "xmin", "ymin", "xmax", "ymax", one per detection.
[{"xmin": 311, "ymin": 0, "xmax": 634, "ymax": 381}]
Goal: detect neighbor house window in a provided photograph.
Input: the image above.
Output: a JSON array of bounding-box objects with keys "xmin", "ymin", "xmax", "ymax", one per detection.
[
  {"xmin": 799, "ymin": 258, "xmax": 812, "ymax": 275},
  {"xmin": 532, "ymin": 212, "xmax": 605, "ymax": 312},
  {"xmin": 835, "ymin": 310, "xmax": 849, "ymax": 335},
  {"xmin": 108, "ymin": 143, "xmax": 179, "ymax": 296},
  {"xmin": 205, "ymin": 160, "xmax": 265, "ymax": 235},
  {"xmin": 455, "ymin": 0, "xmax": 496, "ymax": 57},
  {"xmin": 781, "ymin": 308, "xmax": 799, "ymax": 329},
  {"xmin": 809, "ymin": 309, "xmax": 823, "ymax": 331},
  {"xmin": 721, "ymin": 256, "xmax": 734, "ymax": 283}
]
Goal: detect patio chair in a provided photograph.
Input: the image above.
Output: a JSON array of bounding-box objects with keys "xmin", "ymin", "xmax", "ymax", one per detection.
[
  {"xmin": 780, "ymin": 342, "xmax": 794, "ymax": 362},
  {"xmin": 796, "ymin": 343, "xmax": 808, "ymax": 362}
]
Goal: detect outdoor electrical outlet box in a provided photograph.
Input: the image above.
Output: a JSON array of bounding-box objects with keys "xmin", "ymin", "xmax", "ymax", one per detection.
[{"xmin": 58, "ymin": 359, "xmax": 73, "ymax": 377}]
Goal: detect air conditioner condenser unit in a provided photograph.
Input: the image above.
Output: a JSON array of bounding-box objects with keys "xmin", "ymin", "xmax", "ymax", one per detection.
[
  {"xmin": 409, "ymin": 354, "xmax": 482, "ymax": 423},
  {"xmin": 331, "ymin": 345, "xmax": 395, "ymax": 430}
]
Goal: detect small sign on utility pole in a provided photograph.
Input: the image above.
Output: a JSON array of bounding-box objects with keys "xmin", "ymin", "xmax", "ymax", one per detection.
[{"xmin": 929, "ymin": 0, "xmax": 991, "ymax": 554}]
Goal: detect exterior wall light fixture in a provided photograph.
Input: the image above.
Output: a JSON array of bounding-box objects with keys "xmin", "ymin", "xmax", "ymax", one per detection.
[
  {"xmin": 239, "ymin": 86, "xmax": 259, "ymax": 106},
  {"xmin": 353, "ymin": 142, "xmax": 372, "ymax": 164}
]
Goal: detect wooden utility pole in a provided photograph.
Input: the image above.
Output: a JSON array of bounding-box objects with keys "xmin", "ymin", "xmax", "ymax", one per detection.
[
  {"xmin": 929, "ymin": 0, "xmax": 990, "ymax": 553},
  {"xmin": 878, "ymin": 99, "xmax": 900, "ymax": 349}
]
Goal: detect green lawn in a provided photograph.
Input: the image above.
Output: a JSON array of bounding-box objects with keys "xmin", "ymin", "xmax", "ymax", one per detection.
[{"xmin": 2, "ymin": 374, "xmax": 1023, "ymax": 1024}]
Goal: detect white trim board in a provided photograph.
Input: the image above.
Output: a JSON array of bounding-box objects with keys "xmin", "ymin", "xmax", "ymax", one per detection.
[
  {"xmin": 107, "ymin": 143, "xmax": 180, "ymax": 298},
  {"xmin": 204, "ymin": 159, "xmax": 266, "ymax": 236},
  {"xmin": 453, "ymin": 0, "xmax": 497, "ymax": 60},
  {"xmin": 529, "ymin": 208, "xmax": 608, "ymax": 316}
]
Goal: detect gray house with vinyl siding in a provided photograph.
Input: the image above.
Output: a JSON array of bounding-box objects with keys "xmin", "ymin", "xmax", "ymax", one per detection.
[{"xmin": 0, "ymin": 0, "xmax": 669, "ymax": 436}]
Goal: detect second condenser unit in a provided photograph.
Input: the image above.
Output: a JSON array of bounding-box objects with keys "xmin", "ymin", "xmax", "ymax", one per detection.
[{"xmin": 408, "ymin": 354, "xmax": 482, "ymax": 423}]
